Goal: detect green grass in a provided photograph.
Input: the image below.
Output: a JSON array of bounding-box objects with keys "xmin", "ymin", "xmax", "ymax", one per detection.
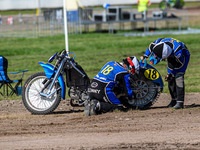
[
  {"xmin": 0, "ymin": 10, "xmax": 37, "ymax": 15},
  {"xmin": 0, "ymin": 33, "xmax": 200, "ymax": 100}
]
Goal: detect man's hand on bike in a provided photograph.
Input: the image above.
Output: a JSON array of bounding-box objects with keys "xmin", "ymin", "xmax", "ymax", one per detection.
[{"xmin": 140, "ymin": 56, "xmax": 144, "ymax": 60}]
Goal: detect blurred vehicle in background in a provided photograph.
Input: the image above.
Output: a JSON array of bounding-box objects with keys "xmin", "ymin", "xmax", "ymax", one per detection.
[{"xmin": 159, "ymin": 0, "xmax": 184, "ymax": 10}]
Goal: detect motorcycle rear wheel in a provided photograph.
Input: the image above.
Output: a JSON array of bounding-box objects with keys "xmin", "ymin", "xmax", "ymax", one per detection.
[
  {"xmin": 22, "ymin": 72, "xmax": 61, "ymax": 115},
  {"xmin": 129, "ymin": 79, "xmax": 160, "ymax": 109}
]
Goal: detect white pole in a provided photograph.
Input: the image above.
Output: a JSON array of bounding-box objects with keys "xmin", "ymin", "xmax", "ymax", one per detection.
[
  {"xmin": 63, "ymin": 0, "xmax": 69, "ymax": 53},
  {"xmin": 36, "ymin": 0, "xmax": 41, "ymax": 33}
]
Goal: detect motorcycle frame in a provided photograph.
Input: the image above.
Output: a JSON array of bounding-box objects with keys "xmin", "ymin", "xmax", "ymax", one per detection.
[{"xmin": 38, "ymin": 56, "xmax": 87, "ymax": 100}]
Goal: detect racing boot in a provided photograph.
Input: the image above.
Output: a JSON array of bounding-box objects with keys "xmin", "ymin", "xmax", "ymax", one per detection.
[
  {"xmin": 173, "ymin": 101, "xmax": 184, "ymax": 109},
  {"xmin": 167, "ymin": 100, "xmax": 176, "ymax": 107},
  {"xmin": 90, "ymin": 99, "xmax": 101, "ymax": 115}
]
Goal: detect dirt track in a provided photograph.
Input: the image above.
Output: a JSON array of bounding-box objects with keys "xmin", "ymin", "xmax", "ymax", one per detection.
[{"xmin": 0, "ymin": 93, "xmax": 200, "ymax": 150}]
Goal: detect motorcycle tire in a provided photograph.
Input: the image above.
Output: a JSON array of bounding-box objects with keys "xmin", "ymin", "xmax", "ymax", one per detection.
[
  {"xmin": 22, "ymin": 72, "xmax": 61, "ymax": 115},
  {"xmin": 129, "ymin": 78, "xmax": 160, "ymax": 110}
]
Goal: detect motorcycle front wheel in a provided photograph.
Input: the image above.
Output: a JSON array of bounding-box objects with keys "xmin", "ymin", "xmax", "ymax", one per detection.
[{"xmin": 22, "ymin": 72, "xmax": 61, "ymax": 115}]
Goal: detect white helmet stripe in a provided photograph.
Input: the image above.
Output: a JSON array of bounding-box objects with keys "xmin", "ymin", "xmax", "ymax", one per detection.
[{"xmin": 162, "ymin": 43, "xmax": 172, "ymax": 59}]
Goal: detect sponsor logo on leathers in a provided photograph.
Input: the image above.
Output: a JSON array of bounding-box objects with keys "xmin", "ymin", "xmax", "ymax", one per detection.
[
  {"xmin": 91, "ymin": 82, "xmax": 98, "ymax": 88},
  {"xmin": 88, "ymin": 88, "xmax": 101, "ymax": 94}
]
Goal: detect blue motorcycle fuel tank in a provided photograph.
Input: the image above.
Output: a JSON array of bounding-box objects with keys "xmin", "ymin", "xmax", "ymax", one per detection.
[{"xmin": 38, "ymin": 62, "xmax": 66, "ymax": 99}]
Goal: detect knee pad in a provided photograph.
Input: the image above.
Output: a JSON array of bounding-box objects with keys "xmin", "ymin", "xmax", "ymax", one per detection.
[{"xmin": 175, "ymin": 73, "xmax": 184, "ymax": 88}]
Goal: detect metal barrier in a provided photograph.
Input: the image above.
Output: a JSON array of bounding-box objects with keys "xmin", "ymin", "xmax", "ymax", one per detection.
[
  {"xmin": 81, "ymin": 8, "xmax": 189, "ymax": 33},
  {"xmin": 0, "ymin": 8, "xmax": 189, "ymax": 37},
  {"xmin": 0, "ymin": 15, "xmax": 37, "ymax": 37},
  {"xmin": 0, "ymin": 11, "xmax": 81, "ymax": 37}
]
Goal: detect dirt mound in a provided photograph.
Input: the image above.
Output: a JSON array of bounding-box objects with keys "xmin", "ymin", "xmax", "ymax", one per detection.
[{"xmin": 0, "ymin": 93, "xmax": 200, "ymax": 150}]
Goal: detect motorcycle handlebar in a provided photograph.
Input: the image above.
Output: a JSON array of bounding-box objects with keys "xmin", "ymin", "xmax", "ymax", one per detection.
[
  {"xmin": 57, "ymin": 51, "xmax": 75, "ymax": 61},
  {"xmin": 54, "ymin": 50, "xmax": 75, "ymax": 69},
  {"xmin": 58, "ymin": 50, "xmax": 66, "ymax": 59}
]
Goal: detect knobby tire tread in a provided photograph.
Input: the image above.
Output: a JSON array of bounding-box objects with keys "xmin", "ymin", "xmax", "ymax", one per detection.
[{"xmin": 22, "ymin": 72, "xmax": 61, "ymax": 115}]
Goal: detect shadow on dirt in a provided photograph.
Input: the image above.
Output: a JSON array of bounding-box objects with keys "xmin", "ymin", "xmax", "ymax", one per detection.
[
  {"xmin": 53, "ymin": 109, "xmax": 84, "ymax": 114},
  {"xmin": 150, "ymin": 106, "xmax": 167, "ymax": 109},
  {"xmin": 184, "ymin": 104, "xmax": 200, "ymax": 108},
  {"xmin": 143, "ymin": 104, "xmax": 200, "ymax": 110}
]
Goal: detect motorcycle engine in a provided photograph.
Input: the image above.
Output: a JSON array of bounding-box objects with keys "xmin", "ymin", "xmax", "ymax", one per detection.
[
  {"xmin": 69, "ymin": 87, "xmax": 89, "ymax": 106},
  {"xmin": 69, "ymin": 87, "xmax": 80, "ymax": 100}
]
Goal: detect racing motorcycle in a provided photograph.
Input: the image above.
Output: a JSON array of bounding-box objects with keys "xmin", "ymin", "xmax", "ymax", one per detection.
[
  {"xmin": 22, "ymin": 50, "xmax": 164, "ymax": 115},
  {"xmin": 22, "ymin": 50, "xmax": 90, "ymax": 115},
  {"xmin": 159, "ymin": 0, "xmax": 184, "ymax": 11}
]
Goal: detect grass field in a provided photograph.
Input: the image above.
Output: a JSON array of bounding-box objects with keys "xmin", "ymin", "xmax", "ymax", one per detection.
[{"xmin": 0, "ymin": 33, "xmax": 200, "ymax": 100}]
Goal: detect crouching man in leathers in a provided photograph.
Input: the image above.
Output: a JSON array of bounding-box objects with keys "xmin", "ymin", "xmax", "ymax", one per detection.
[{"xmin": 84, "ymin": 56, "xmax": 140, "ymax": 116}]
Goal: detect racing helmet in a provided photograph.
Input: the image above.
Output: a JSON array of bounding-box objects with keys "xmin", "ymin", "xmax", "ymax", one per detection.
[
  {"xmin": 150, "ymin": 42, "xmax": 173, "ymax": 59},
  {"xmin": 123, "ymin": 56, "xmax": 140, "ymax": 74}
]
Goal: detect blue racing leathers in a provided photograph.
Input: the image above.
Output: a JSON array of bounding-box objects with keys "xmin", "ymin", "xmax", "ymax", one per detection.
[
  {"xmin": 144, "ymin": 38, "xmax": 190, "ymax": 104},
  {"xmin": 92, "ymin": 61, "xmax": 133, "ymax": 105},
  {"xmin": 144, "ymin": 38, "xmax": 190, "ymax": 75}
]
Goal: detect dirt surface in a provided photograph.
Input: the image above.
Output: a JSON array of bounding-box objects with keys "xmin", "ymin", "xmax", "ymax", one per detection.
[{"xmin": 0, "ymin": 93, "xmax": 200, "ymax": 150}]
